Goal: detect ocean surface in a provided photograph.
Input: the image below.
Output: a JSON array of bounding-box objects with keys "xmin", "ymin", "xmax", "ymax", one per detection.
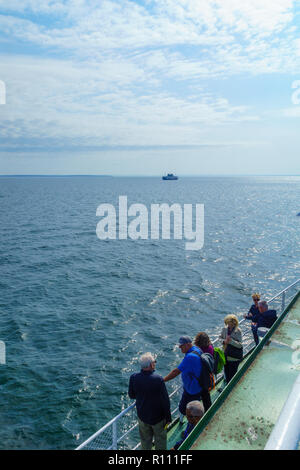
[{"xmin": 0, "ymin": 175, "xmax": 299, "ymax": 449}]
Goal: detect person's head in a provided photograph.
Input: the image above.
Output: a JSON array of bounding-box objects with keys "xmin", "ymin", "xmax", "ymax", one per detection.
[
  {"xmin": 258, "ymin": 300, "xmax": 268, "ymax": 313},
  {"xmin": 139, "ymin": 352, "xmax": 156, "ymax": 371},
  {"xmin": 224, "ymin": 314, "xmax": 239, "ymax": 330},
  {"xmin": 252, "ymin": 293, "xmax": 260, "ymax": 304},
  {"xmin": 178, "ymin": 336, "xmax": 193, "ymax": 354},
  {"xmin": 194, "ymin": 332, "xmax": 211, "ymax": 350},
  {"xmin": 186, "ymin": 401, "xmax": 204, "ymax": 426}
]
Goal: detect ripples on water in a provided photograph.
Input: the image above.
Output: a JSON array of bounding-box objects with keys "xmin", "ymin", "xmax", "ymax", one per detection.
[{"xmin": 0, "ymin": 175, "xmax": 299, "ymax": 449}]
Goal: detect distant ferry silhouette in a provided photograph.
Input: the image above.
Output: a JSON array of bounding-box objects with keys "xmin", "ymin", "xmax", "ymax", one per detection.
[{"xmin": 162, "ymin": 173, "xmax": 178, "ymax": 180}]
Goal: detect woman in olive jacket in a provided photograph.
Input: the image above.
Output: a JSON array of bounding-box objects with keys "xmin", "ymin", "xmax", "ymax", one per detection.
[{"xmin": 220, "ymin": 314, "xmax": 243, "ymax": 384}]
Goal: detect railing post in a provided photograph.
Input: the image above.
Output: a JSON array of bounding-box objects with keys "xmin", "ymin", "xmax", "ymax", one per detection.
[
  {"xmin": 281, "ymin": 291, "xmax": 286, "ymax": 312},
  {"xmin": 112, "ymin": 421, "xmax": 118, "ymax": 450}
]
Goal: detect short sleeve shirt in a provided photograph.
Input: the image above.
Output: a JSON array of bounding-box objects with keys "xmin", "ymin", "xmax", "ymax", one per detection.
[{"xmin": 177, "ymin": 346, "xmax": 202, "ymax": 395}]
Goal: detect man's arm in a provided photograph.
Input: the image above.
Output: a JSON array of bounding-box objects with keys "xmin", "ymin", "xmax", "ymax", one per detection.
[
  {"xmin": 163, "ymin": 368, "xmax": 181, "ymax": 382},
  {"xmin": 160, "ymin": 380, "xmax": 172, "ymax": 424},
  {"xmin": 128, "ymin": 375, "xmax": 136, "ymax": 399}
]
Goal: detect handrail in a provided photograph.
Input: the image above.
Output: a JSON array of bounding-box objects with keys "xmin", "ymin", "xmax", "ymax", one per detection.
[
  {"xmin": 268, "ymin": 278, "xmax": 300, "ymax": 302},
  {"xmin": 264, "ymin": 372, "xmax": 300, "ymax": 450},
  {"xmin": 76, "ymin": 403, "xmax": 136, "ymax": 450},
  {"xmin": 179, "ymin": 287, "xmax": 300, "ymax": 451},
  {"xmin": 76, "ymin": 278, "xmax": 300, "ymax": 450}
]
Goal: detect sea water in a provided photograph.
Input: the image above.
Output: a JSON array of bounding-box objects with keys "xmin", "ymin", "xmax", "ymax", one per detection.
[{"xmin": 0, "ymin": 175, "xmax": 299, "ymax": 449}]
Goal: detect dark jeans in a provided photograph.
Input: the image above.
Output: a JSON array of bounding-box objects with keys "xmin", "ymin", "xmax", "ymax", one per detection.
[
  {"xmin": 201, "ymin": 389, "xmax": 212, "ymax": 412},
  {"xmin": 224, "ymin": 360, "xmax": 240, "ymax": 384},
  {"xmin": 251, "ymin": 324, "xmax": 259, "ymax": 345},
  {"xmin": 179, "ymin": 388, "xmax": 211, "ymax": 415}
]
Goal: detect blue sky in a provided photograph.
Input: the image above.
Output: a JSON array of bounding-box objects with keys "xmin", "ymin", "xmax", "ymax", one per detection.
[{"xmin": 0, "ymin": 0, "xmax": 300, "ymax": 175}]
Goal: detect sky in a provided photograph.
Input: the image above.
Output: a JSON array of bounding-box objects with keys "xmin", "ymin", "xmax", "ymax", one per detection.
[{"xmin": 0, "ymin": 0, "xmax": 300, "ymax": 175}]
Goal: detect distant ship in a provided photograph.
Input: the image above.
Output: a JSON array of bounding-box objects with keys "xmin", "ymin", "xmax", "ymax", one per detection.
[{"xmin": 162, "ymin": 173, "xmax": 178, "ymax": 180}]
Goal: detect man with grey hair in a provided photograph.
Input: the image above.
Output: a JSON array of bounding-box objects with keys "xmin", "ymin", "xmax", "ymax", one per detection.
[
  {"xmin": 257, "ymin": 301, "xmax": 277, "ymax": 326},
  {"xmin": 251, "ymin": 300, "xmax": 277, "ymax": 343},
  {"xmin": 128, "ymin": 352, "xmax": 171, "ymax": 450},
  {"xmin": 172, "ymin": 401, "xmax": 204, "ymax": 450}
]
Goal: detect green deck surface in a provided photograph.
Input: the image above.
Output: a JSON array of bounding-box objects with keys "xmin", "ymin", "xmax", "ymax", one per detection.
[{"xmin": 181, "ymin": 294, "xmax": 300, "ymax": 450}]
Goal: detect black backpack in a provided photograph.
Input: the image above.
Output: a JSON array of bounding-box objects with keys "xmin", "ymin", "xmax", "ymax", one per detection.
[{"xmin": 190, "ymin": 350, "xmax": 215, "ymax": 391}]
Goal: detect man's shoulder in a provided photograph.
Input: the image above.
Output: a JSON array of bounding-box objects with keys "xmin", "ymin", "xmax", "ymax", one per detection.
[
  {"xmin": 182, "ymin": 347, "xmax": 202, "ymax": 362},
  {"xmin": 178, "ymin": 348, "xmax": 202, "ymax": 373},
  {"xmin": 150, "ymin": 372, "xmax": 165, "ymax": 384},
  {"xmin": 129, "ymin": 371, "xmax": 139, "ymax": 381},
  {"xmin": 188, "ymin": 346, "xmax": 201, "ymax": 354},
  {"xmin": 263, "ymin": 309, "xmax": 277, "ymax": 320},
  {"xmin": 130, "ymin": 371, "xmax": 163, "ymax": 381}
]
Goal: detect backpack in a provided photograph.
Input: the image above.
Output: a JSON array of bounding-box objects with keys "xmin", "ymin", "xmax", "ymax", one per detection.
[
  {"xmin": 190, "ymin": 350, "xmax": 215, "ymax": 392},
  {"xmin": 213, "ymin": 347, "xmax": 226, "ymax": 374}
]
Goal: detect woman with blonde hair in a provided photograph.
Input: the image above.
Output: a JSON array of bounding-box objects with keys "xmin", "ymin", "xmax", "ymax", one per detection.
[{"xmin": 220, "ymin": 314, "xmax": 243, "ymax": 384}]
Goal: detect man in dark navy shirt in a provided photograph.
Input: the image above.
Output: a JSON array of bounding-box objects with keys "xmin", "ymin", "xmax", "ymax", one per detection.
[
  {"xmin": 248, "ymin": 300, "xmax": 277, "ymax": 344},
  {"xmin": 257, "ymin": 300, "xmax": 277, "ymax": 329},
  {"xmin": 128, "ymin": 352, "xmax": 171, "ymax": 450}
]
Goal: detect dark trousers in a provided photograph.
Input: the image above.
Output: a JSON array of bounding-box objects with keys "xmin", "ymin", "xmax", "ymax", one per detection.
[
  {"xmin": 137, "ymin": 418, "xmax": 167, "ymax": 450},
  {"xmin": 224, "ymin": 360, "xmax": 240, "ymax": 384},
  {"xmin": 201, "ymin": 389, "xmax": 212, "ymax": 412},
  {"xmin": 179, "ymin": 388, "xmax": 211, "ymax": 415},
  {"xmin": 251, "ymin": 324, "xmax": 259, "ymax": 345}
]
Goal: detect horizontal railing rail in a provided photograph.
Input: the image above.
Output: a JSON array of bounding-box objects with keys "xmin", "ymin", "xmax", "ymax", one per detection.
[{"xmin": 76, "ymin": 278, "xmax": 300, "ymax": 450}]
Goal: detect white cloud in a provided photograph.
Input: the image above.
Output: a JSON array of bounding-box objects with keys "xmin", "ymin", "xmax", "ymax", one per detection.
[
  {"xmin": 0, "ymin": 0, "xmax": 299, "ymax": 158},
  {"xmin": 282, "ymin": 107, "xmax": 300, "ymax": 117},
  {"xmin": 0, "ymin": 51, "xmax": 260, "ymax": 149},
  {"xmin": 0, "ymin": 0, "xmax": 299, "ymax": 78}
]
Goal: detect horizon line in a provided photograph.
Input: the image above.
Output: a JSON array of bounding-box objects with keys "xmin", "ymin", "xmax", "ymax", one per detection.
[{"xmin": 0, "ymin": 173, "xmax": 300, "ymax": 177}]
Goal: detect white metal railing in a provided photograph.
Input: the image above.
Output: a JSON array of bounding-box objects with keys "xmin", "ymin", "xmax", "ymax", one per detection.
[
  {"xmin": 76, "ymin": 278, "xmax": 300, "ymax": 450},
  {"xmin": 76, "ymin": 382, "xmax": 183, "ymax": 450}
]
